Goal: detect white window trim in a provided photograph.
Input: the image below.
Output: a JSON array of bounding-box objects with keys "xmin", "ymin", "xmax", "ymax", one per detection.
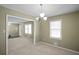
[{"xmin": 49, "ymin": 19, "xmax": 62, "ymax": 40}]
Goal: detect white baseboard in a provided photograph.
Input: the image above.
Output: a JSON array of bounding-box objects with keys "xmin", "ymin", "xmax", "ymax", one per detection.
[{"xmin": 40, "ymin": 41, "xmax": 79, "ymax": 54}]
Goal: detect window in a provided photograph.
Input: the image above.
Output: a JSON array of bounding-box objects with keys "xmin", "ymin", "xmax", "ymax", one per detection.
[
  {"xmin": 50, "ymin": 20, "xmax": 61, "ymax": 39},
  {"xmin": 25, "ymin": 24, "xmax": 32, "ymax": 34}
]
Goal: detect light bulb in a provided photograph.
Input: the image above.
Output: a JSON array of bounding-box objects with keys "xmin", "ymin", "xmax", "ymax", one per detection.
[
  {"xmin": 40, "ymin": 13, "xmax": 45, "ymax": 17},
  {"xmin": 43, "ymin": 17, "xmax": 47, "ymax": 21}
]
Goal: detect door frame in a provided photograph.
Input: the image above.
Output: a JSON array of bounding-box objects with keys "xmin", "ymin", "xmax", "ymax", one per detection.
[{"xmin": 6, "ymin": 14, "xmax": 36, "ymax": 55}]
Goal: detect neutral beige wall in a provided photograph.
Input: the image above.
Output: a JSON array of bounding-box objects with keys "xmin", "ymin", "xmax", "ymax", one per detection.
[
  {"xmin": 0, "ymin": 6, "xmax": 34, "ymax": 55},
  {"xmin": 40, "ymin": 11, "xmax": 79, "ymax": 52},
  {"xmin": 0, "ymin": 6, "xmax": 6, "ymax": 54}
]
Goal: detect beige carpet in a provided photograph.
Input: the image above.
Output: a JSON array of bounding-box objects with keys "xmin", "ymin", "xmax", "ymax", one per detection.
[{"xmin": 8, "ymin": 37, "xmax": 79, "ymax": 55}]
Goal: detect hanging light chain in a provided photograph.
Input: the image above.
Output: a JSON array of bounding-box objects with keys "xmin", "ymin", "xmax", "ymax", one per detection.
[{"xmin": 40, "ymin": 4, "xmax": 43, "ymax": 13}]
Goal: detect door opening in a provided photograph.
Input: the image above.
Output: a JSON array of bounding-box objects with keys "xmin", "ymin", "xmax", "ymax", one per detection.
[{"xmin": 6, "ymin": 15, "xmax": 36, "ymax": 55}]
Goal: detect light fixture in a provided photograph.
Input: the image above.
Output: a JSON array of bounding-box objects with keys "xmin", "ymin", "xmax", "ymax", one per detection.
[
  {"xmin": 43, "ymin": 17, "xmax": 47, "ymax": 21},
  {"xmin": 40, "ymin": 13, "xmax": 45, "ymax": 17},
  {"xmin": 36, "ymin": 4, "xmax": 47, "ymax": 21}
]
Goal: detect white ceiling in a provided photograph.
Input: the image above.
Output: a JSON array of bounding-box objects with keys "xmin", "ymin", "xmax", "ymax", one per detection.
[
  {"xmin": 1, "ymin": 4, "xmax": 79, "ymax": 17},
  {"xmin": 8, "ymin": 16, "xmax": 27, "ymax": 23}
]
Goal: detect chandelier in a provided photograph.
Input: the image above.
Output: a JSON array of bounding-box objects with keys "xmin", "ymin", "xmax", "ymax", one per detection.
[{"xmin": 36, "ymin": 4, "xmax": 47, "ymax": 21}]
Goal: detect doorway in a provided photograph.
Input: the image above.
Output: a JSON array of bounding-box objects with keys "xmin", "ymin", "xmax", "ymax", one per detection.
[{"xmin": 6, "ymin": 15, "xmax": 36, "ymax": 54}]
